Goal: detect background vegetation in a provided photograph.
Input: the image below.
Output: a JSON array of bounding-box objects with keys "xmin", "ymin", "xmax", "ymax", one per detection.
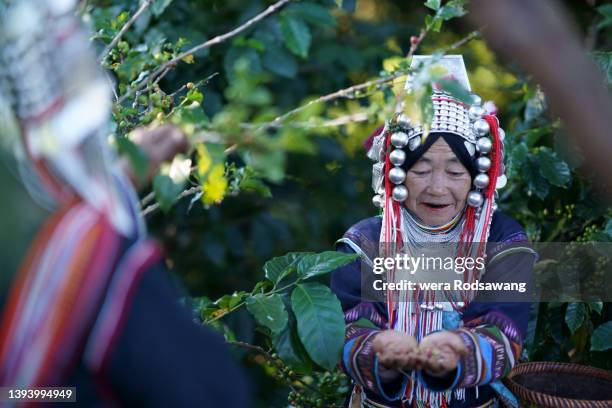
[{"xmin": 1, "ymin": 0, "xmax": 612, "ymax": 406}]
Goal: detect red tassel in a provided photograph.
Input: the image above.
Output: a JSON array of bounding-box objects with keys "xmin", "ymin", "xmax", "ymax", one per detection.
[{"xmin": 484, "ymin": 115, "xmax": 501, "ymax": 199}]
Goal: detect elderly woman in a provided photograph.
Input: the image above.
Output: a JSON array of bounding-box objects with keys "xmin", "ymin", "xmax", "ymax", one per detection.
[{"xmin": 331, "ymin": 58, "xmax": 536, "ymax": 408}]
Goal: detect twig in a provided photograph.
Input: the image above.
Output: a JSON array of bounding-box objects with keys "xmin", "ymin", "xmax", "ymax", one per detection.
[
  {"xmin": 141, "ymin": 191, "xmax": 155, "ymax": 206},
  {"xmin": 258, "ymin": 72, "xmax": 407, "ymax": 130},
  {"xmin": 408, "ymin": 29, "xmax": 427, "ymax": 60},
  {"xmin": 142, "ymin": 186, "xmax": 201, "ymax": 217},
  {"xmin": 228, "ymin": 340, "xmax": 274, "ymax": 359},
  {"xmin": 98, "ymin": 0, "xmax": 152, "ymax": 63},
  {"xmin": 241, "ymin": 112, "xmax": 371, "ymax": 130},
  {"xmin": 226, "ymin": 340, "xmax": 318, "ymax": 393},
  {"xmin": 170, "ymin": 72, "xmax": 220, "ymax": 98},
  {"xmin": 394, "ymin": 29, "xmax": 481, "ymax": 107},
  {"xmin": 117, "ymin": 0, "xmax": 291, "ymax": 104},
  {"xmin": 140, "ymin": 142, "xmax": 236, "ymax": 215},
  {"xmin": 254, "ymin": 30, "xmax": 482, "ymax": 131},
  {"xmin": 442, "ymin": 29, "xmax": 481, "ymax": 53}
]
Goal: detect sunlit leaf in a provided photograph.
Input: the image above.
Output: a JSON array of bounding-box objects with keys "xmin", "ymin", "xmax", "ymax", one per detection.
[
  {"xmin": 153, "ymin": 155, "xmax": 191, "ymax": 212},
  {"xmin": 264, "ymin": 252, "xmax": 309, "ymax": 285},
  {"xmin": 425, "ymin": 0, "xmax": 441, "ymax": 11},
  {"xmin": 297, "ymin": 251, "xmax": 359, "ymax": 280}
]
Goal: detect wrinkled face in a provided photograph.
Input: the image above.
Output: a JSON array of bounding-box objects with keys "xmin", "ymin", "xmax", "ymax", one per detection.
[{"xmin": 404, "ymin": 138, "xmax": 471, "ymax": 226}]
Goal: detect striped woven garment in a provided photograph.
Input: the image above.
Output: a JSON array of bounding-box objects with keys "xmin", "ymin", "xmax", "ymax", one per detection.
[
  {"xmin": 0, "ymin": 201, "xmax": 162, "ymax": 393},
  {"xmin": 0, "ymin": 0, "xmax": 163, "ymax": 401}
]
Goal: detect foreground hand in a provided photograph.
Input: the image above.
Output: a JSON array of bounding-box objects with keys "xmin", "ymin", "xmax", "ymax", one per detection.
[
  {"xmin": 122, "ymin": 125, "xmax": 189, "ymax": 188},
  {"xmin": 372, "ymin": 330, "xmax": 420, "ymax": 372},
  {"xmin": 418, "ymin": 331, "xmax": 467, "ymax": 377}
]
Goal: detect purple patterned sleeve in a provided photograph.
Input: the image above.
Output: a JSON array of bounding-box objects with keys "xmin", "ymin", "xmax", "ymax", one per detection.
[{"xmin": 340, "ymin": 303, "xmax": 409, "ymax": 401}]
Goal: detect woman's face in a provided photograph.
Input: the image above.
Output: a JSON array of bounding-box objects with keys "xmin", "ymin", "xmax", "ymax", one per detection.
[{"xmin": 404, "ymin": 137, "xmax": 471, "ymax": 226}]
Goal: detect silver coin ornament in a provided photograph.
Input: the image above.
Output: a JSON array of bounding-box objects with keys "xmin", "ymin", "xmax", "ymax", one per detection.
[
  {"xmin": 467, "ymin": 190, "xmax": 484, "ymax": 207},
  {"xmin": 397, "ymin": 114, "xmax": 411, "ymax": 127},
  {"xmin": 470, "ymin": 94, "xmax": 482, "ymax": 106},
  {"xmin": 498, "ymin": 127, "xmax": 505, "ymax": 142},
  {"xmin": 392, "ymin": 185, "xmax": 408, "ymax": 202},
  {"xmin": 476, "ymin": 156, "xmax": 491, "ymax": 172},
  {"xmin": 372, "ymin": 194, "xmax": 383, "ymax": 208},
  {"xmin": 473, "ymin": 119, "xmax": 490, "ymax": 137},
  {"xmin": 476, "ymin": 137, "xmax": 492, "ymax": 154},
  {"xmin": 389, "ymin": 167, "xmax": 406, "ymax": 185},
  {"xmin": 496, "ymin": 174, "xmax": 508, "ymax": 189},
  {"xmin": 474, "ymin": 173, "xmax": 490, "ymax": 189},
  {"xmin": 464, "ymin": 141, "xmax": 476, "ymax": 157},
  {"xmin": 391, "ymin": 132, "xmax": 409, "ymax": 148},
  {"xmin": 408, "ymin": 136, "xmax": 421, "ymax": 151},
  {"xmin": 468, "ymin": 106, "xmax": 485, "ymax": 121},
  {"xmin": 389, "ymin": 149, "xmax": 406, "ymax": 166}
]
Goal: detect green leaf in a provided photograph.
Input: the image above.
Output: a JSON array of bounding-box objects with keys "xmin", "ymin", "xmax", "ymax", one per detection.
[
  {"xmin": 592, "ymin": 51, "xmax": 612, "ymax": 85},
  {"xmin": 115, "ymin": 136, "xmax": 149, "ymax": 183},
  {"xmin": 272, "ymin": 322, "xmax": 313, "ymax": 374},
  {"xmin": 280, "ymin": 14, "xmax": 312, "ymax": 58},
  {"xmin": 262, "ymin": 44, "xmax": 298, "ymax": 78},
  {"xmin": 339, "ymin": 0, "xmax": 356, "ymax": 12},
  {"xmin": 151, "ymin": 0, "xmax": 174, "ymax": 17},
  {"xmin": 537, "ymin": 147, "xmax": 571, "ymax": 188},
  {"xmin": 153, "ymin": 155, "xmax": 191, "ymax": 212},
  {"xmin": 524, "ymin": 127, "xmax": 550, "ymax": 148},
  {"xmin": 565, "ymin": 302, "xmax": 586, "ymax": 334},
  {"xmin": 176, "ymin": 101, "xmax": 208, "ymax": 129},
  {"xmin": 596, "ymin": 4, "xmax": 612, "ymax": 30},
  {"xmin": 438, "ymin": 79, "xmax": 472, "ymax": 104},
  {"xmin": 524, "ymin": 89, "xmax": 546, "ymax": 123},
  {"xmin": 297, "ymin": 251, "xmax": 359, "ymax": 280},
  {"xmin": 596, "ymin": 4, "xmax": 612, "ymax": 19},
  {"xmin": 425, "ymin": 0, "xmax": 441, "ymax": 11},
  {"xmin": 239, "ymin": 177, "xmax": 273, "ymax": 197},
  {"xmin": 287, "ymin": 3, "xmax": 336, "ymax": 27},
  {"xmin": 591, "ymin": 320, "xmax": 612, "ymax": 351},
  {"xmin": 291, "ymin": 283, "xmax": 345, "ymax": 370},
  {"xmin": 278, "ymin": 128, "xmax": 316, "ymax": 154},
  {"xmin": 425, "ymin": 14, "xmax": 443, "ymax": 32},
  {"xmin": 245, "ymin": 293, "xmax": 289, "ymax": 334},
  {"xmin": 248, "ymin": 149, "xmax": 286, "ymax": 183},
  {"xmin": 604, "ymin": 219, "xmax": 612, "ymax": 238},
  {"xmin": 223, "ymin": 47, "xmax": 262, "ymax": 82},
  {"xmin": 588, "ymin": 301, "xmax": 603, "ymax": 315},
  {"xmin": 264, "ymin": 252, "xmax": 310, "ymax": 285},
  {"xmin": 507, "ymin": 142, "xmax": 528, "ymax": 179},
  {"xmin": 597, "ymin": 17, "xmax": 612, "ymax": 31},
  {"xmin": 548, "ymin": 304, "xmax": 566, "ymax": 345},
  {"xmin": 438, "ymin": 4, "xmax": 466, "ymax": 20}
]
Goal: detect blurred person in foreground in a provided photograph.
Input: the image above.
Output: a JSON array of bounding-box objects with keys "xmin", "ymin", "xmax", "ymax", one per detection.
[
  {"xmin": 0, "ymin": 1, "xmax": 247, "ymax": 406},
  {"xmin": 331, "ymin": 56, "xmax": 537, "ymax": 407}
]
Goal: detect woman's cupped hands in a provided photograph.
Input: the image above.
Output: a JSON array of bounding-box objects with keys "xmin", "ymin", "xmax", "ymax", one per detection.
[{"xmin": 372, "ymin": 330, "xmax": 468, "ymax": 379}]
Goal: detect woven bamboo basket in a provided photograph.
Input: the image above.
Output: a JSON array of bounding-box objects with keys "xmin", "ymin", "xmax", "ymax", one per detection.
[{"xmin": 501, "ymin": 361, "xmax": 612, "ymax": 408}]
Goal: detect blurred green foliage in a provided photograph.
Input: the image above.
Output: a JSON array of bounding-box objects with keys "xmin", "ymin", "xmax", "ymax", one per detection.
[{"xmin": 1, "ymin": 0, "xmax": 612, "ymax": 406}]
